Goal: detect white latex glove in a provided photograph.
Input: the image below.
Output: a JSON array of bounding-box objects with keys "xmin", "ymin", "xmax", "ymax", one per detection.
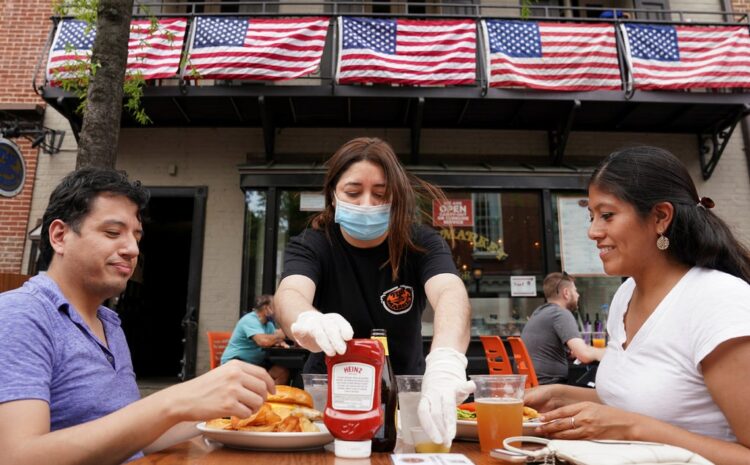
[
  {"xmin": 417, "ymin": 347, "xmax": 475, "ymax": 446},
  {"xmin": 290, "ymin": 310, "xmax": 354, "ymax": 356}
]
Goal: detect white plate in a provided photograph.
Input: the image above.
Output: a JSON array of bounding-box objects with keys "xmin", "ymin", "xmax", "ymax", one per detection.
[
  {"xmin": 196, "ymin": 422, "xmax": 334, "ymax": 451},
  {"xmin": 455, "ymin": 419, "xmax": 542, "ymax": 440}
]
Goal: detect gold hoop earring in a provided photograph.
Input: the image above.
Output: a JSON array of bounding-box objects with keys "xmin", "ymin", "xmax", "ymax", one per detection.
[{"xmin": 656, "ymin": 234, "xmax": 670, "ymax": 251}]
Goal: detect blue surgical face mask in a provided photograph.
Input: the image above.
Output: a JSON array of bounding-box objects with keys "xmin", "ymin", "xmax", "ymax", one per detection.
[{"xmin": 334, "ymin": 194, "xmax": 391, "ymax": 241}]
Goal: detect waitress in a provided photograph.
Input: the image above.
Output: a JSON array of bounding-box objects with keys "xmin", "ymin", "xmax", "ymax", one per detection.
[{"xmin": 275, "ymin": 137, "xmax": 473, "ymax": 447}]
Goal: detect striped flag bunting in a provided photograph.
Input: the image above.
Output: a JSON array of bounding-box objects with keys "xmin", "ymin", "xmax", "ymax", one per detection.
[
  {"xmin": 46, "ymin": 18, "xmax": 187, "ymax": 82},
  {"xmin": 184, "ymin": 16, "xmax": 329, "ymax": 81},
  {"xmin": 337, "ymin": 16, "xmax": 476, "ymax": 86},
  {"xmin": 622, "ymin": 23, "xmax": 750, "ymax": 90},
  {"xmin": 483, "ymin": 20, "xmax": 622, "ymax": 91}
]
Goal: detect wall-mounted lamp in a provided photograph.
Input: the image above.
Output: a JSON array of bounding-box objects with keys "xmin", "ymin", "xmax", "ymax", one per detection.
[
  {"xmin": 1, "ymin": 123, "xmax": 65, "ymax": 155},
  {"xmin": 460, "ymin": 264, "xmax": 470, "ymax": 282},
  {"xmin": 472, "ymin": 267, "xmax": 483, "ymax": 294}
]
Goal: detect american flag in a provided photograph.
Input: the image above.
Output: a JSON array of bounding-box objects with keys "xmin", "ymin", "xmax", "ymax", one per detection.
[
  {"xmin": 337, "ymin": 17, "xmax": 476, "ymax": 86},
  {"xmin": 46, "ymin": 18, "xmax": 187, "ymax": 83},
  {"xmin": 483, "ymin": 20, "xmax": 621, "ymax": 91},
  {"xmin": 623, "ymin": 24, "xmax": 750, "ymax": 90},
  {"xmin": 184, "ymin": 16, "xmax": 329, "ymax": 81}
]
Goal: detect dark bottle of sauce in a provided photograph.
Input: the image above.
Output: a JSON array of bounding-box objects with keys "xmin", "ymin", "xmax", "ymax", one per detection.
[{"xmin": 370, "ymin": 328, "xmax": 397, "ymax": 452}]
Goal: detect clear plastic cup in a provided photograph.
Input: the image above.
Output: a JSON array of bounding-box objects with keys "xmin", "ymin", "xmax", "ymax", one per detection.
[
  {"xmin": 470, "ymin": 374, "xmax": 526, "ymax": 452},
  {"xmin": 301, "ymin": 373, "xmax": 328, "ymax": 412},
  {"xmin": 395, "ymin": 375, "xmax": 422, "ymax": 445},
  {"xmin": 410, "ymin": 427, "xmax": 451, "ymax": 453}
]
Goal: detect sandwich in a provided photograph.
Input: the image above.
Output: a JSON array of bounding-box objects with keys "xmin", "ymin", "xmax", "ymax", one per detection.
[
  {"xmin": 205, "ymin": 385, "xmax": 323, "ymax": 433},
  {"xmin": 266, "ymin": 385, "xmax": 323, "ymax": 421}
]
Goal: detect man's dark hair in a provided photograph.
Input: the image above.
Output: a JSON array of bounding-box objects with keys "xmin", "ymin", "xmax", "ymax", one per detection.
[
  {"xmin": 254, "ymin": 294, "xmax": 274, "ymax": 310},
  {"xmin": 39, "ymin": 167, "xmax": 150, "ymax": 269}
]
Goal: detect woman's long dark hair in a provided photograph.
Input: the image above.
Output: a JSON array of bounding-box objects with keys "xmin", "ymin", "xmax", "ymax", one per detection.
[
  {"xmin": 312, "ymin": 137, "xmax": 447, "ymax": 280},
  {"xmin": 590, "ymin": 146, "xmax": 750, "ymax": 284}
]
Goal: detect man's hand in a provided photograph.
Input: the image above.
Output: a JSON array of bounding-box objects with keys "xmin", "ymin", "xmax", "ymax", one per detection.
[
  {"xmin": 163, "ymin": 360, "xmax": 275, "ymax": 421},
  {"xmin": 417, "ymin": 347, "xmax": 475, "ymax": 446},
  {"xmin": 290, "ymin": 311, "xmax": 353, "ymax": 356}
]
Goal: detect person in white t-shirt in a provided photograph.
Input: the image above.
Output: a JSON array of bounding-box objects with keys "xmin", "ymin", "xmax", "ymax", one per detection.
[{"xmin": 524, "ymin": 146, "xmax": 750, "ymax": 465}]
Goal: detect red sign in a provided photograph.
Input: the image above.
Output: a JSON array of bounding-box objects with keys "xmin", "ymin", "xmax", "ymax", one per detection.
[{"xmin": 433, "ymin": 199, "xmax": 473, "ymax": 227}]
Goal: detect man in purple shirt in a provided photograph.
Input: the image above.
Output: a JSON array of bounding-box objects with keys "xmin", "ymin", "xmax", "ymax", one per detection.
[{"xmin": 0, "ymin": 168, "xmax": 275, "ymax": 465}]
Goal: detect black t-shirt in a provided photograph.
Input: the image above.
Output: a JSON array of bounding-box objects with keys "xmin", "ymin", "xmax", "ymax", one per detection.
[{"xmin": 281, "ymin": 223, "xmax": 458, "ymax": 375}]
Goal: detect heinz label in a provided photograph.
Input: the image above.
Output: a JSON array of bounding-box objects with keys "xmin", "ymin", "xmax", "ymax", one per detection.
[{"xmin": 331, "ymin": 362, "xmax": 376, "ymax": 411}]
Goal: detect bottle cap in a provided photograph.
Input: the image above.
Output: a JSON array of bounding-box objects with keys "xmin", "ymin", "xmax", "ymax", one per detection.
[{"xmin": 334, "ymin": 439, "xmax": 372, "ymax": 458}]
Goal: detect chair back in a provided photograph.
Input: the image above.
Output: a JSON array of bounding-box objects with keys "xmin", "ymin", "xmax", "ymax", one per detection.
[
  {"xmin": 207, "ymin": 331, "xmax": 232, "ymax": 369},
  {"xmin": 507, "ymin": 336, "xmax": 539, "ymax": 388},
  {"xmin": 479, "ymin": 335, "xmax": 513, "ymax": 375}
]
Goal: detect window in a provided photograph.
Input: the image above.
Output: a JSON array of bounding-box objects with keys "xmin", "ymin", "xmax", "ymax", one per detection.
[
  {"xmin": 155, "ymin": 0, "xmax": 280, "ymax": 14},
  {"xmin": 472, "ymin": 193, "xmax": 503, "ymax": 258},
  {"xmin": 633, "ymin": 0, "xmax": 670, "ymax": 20},
  {"xmin": 525, "ymin": 0, "xmax": 564, "ymax": 18},
  {"xmin": 242, "ymin": 190, "xmax": 268, "ymax": 307},
  {"xmin": 441, "ymin": 0, "xmax": 478, "ymax": 16}
]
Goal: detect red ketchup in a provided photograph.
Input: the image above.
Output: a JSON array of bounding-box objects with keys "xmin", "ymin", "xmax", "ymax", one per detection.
[{"xmin": 324, "ymin": 339, "xmax": 384, "ymax": 458}]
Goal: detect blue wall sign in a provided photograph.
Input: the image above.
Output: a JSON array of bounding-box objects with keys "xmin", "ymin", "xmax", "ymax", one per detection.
[{"xmin": 0, "ymin": 138, "xmax": 26, "ymax": 197}]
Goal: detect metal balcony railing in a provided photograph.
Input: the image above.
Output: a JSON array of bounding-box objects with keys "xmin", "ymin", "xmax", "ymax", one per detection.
[{"xmin": 126, "ymin": 1, "xmax": 748, "ymax": 23}]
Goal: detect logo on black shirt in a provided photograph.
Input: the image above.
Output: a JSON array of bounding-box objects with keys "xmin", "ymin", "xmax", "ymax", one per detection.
[{"xmin": 380, "ymin": 285, "xmax": 414, "ymax": 314}]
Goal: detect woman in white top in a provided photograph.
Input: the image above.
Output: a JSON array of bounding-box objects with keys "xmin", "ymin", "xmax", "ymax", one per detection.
[{"xmin": 525, "ymin": 146, "xmax": 750, "ymax": 465}]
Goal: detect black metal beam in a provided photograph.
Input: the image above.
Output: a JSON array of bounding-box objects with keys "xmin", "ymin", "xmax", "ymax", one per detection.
[
  {"xmin": 229, "ymin": 97, "xmax": 244, "ymax": 122},
  {"xmin": 171, "ymin": 98, "xmax": 191, "ymax": 124},
  {"xmin": 411, "ymin": 97, "xmax": 424, "ymax": 164},
  {"xmin": 262, "ymin": 187, "xmax": 279, "ymax": 295},
  {"xmin": 457, "ymin": 99, "xmax": 471, "ymax": 125},
  {"xmin": 402, "ymin": 99, "xmax": 411, "ymax": 126},
  {"xmin": 664, "ymin": 104, "xmax": 694, "ymax": 130},
  {"xmin": 698, "ymin": 104, "xmax": 750, "ymax": 180},
  {"xmin": 508, "ymin": 100, "xmax": 525, "ymax": 128},
  {"xmin": 549, "ymin": 100, "xmax": 581, "ymax": 166},
  {"xmin": 613, "ymin": 103, "xmax": 640, "ymax": 129},
  {"xmin": 288, "ymin": 97, "xmax": 297, "ymax": 124},
  {"xmin": 258, "ymin": 96, "xmax": 275, "ymax": 161},
  {"xmin": 239, "ymin": 165, "xmax": 591, "ymax": 190},
  {"xmin": 42, "ymin": 83, "xmax": 750, "ymax": 106}
]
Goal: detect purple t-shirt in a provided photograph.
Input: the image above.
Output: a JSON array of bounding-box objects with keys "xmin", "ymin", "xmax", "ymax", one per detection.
[{"xmin": 0, "ymin": 274, "xmax": 143, "ymax": 461}]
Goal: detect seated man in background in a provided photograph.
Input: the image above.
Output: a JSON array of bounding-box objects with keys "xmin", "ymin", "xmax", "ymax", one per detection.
[
  {"xmin": 521, "ymin": 272, "xmax": 605, "ymax": 384},
  {"xmin": 0, "ymin": 168, "xmax": 275, "ymax": 465},
  {"xmin": 222, "ymin": 294, "xmax": 290, "ymax": 385}
]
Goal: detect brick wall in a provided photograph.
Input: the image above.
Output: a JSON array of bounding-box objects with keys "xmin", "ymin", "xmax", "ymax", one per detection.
[
  {"xmin": 733, "ymin": 0, "xmax": 749, "ymax": 13},
  {"xmin": 0, "ymin": 1, "xmax": 52, "ymax": 272}
]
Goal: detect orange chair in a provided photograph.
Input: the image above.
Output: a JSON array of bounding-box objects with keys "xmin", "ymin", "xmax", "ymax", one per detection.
[
  {"xmin": 507, "ymin": 336, "xmax": 539, "ymax": 388},
  {"xmin": 479, "ymin": 335, "xmax": 513, "ymax": 375},
  {"xmin": 207, "ymin": 331, "xmax": 232, "ymax": 369}
]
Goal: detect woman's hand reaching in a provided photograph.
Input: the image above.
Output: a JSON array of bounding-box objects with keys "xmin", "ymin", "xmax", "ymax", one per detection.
[{"xmin": 534, "ymin": 401, "xmax": 638, "ymax": 440}]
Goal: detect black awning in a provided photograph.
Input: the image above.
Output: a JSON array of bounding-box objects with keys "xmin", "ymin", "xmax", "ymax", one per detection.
[{"xmin": 41, "ymin": 83, "xmax": 750, "ymax": 179}]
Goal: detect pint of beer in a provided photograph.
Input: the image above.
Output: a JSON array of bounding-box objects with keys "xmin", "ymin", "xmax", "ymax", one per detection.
[{"xmin": 470, "ymin": 374, "xmax": 526, "ymax": 452}]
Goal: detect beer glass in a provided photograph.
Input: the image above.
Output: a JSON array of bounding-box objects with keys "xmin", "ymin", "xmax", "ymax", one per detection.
[{"xmin": 470, "ymin": 374, "xmax": 526, "ymax": 452}]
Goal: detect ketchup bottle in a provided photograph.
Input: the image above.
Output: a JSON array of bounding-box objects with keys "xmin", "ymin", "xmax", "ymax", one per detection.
[{"xmin": 324, "ymin": 339, "xmax": 384, "ymax": 458}]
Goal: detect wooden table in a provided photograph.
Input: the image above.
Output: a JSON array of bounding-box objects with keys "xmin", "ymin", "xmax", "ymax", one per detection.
[{"xmin": 131, "ymin": 439, "xmax": 498, "ymax": 465}]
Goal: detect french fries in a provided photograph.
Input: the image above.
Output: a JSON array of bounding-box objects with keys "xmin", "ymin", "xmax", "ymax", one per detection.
[
  {"xmin": 523, "ymin": 405, "xmax": 540, "ymax": 421},
  {"xmin": 206, "ymin": 402, "xmax": 322, "ymax": 433}
]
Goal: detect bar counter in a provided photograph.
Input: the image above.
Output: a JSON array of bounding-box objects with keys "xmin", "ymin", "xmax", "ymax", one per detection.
[{"xmin": 131, "ymin": 439, "xmax": 495, "ymax": 465}]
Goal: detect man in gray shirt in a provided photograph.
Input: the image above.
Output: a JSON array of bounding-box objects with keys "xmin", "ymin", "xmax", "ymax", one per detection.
[{"xmin": 521, "ymin": 272, "xmax": 605, "ymax": 384}]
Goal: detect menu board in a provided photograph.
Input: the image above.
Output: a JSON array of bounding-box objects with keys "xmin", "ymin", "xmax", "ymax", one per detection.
[{"xmin": 558, "ymin": 196, "xmax": 606, "ymax": 276}]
